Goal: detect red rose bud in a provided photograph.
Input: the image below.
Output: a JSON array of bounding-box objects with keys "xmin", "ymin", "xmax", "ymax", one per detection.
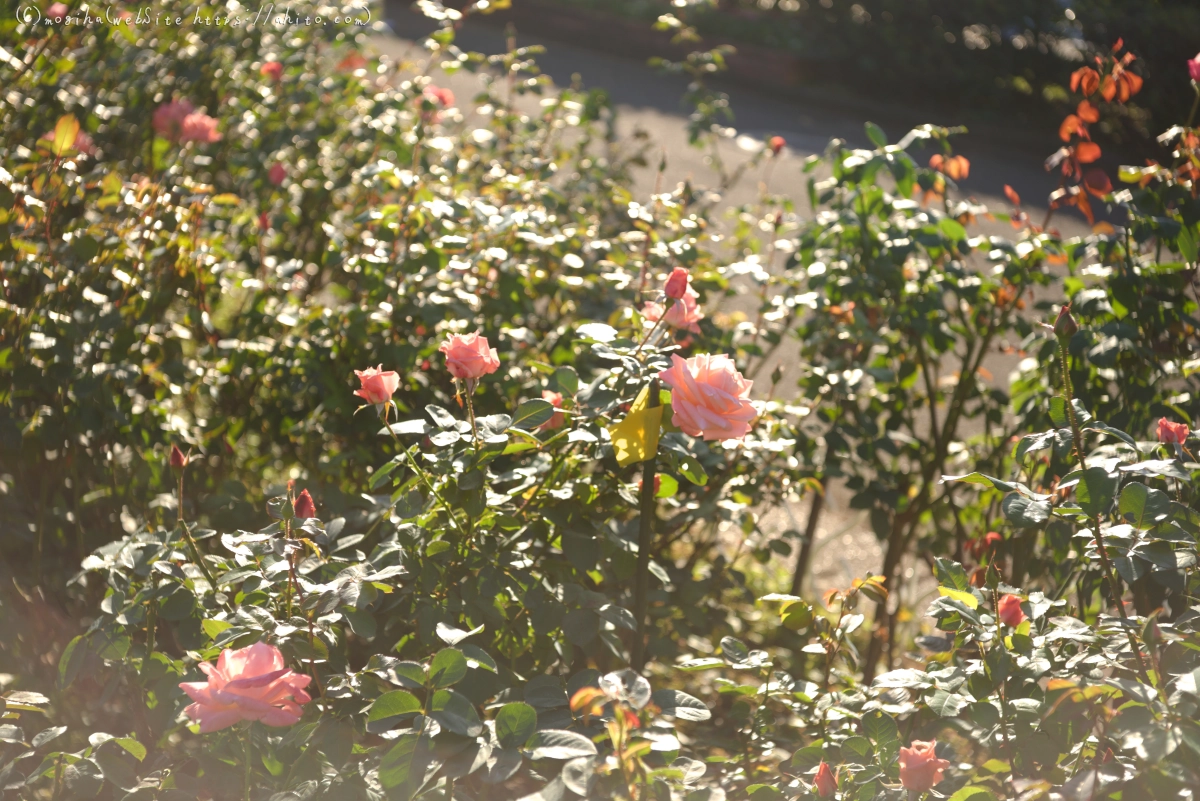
[
  {"xmin": 1190, "ymin": 53, "xmax": 1200, "ymax": 83},
  {"xmin": 258, "ymin": 212, "xmax": 270, "ymax": 232},
  {"xmin": 768, "ymin": 135, "xmax": 785, "ymax": 155},
  {"xmin": 998, "ymin": 594, "xmax": 1026, "ymax": 627},
  {"xmin": 664, "ymin": 267, "xmax": 690, "ymax": 300},
  {"xmin": 293, "ymin": 489, "xmax": 316, "ymax": 519},
  {"xmin": 814, "ymin": 762, "xmax": 838, "ymax": 797},
  {"xmin": 1052, "ymin": 304, "xmax": 1078, "ymax": 341},
  {"xmin": 169, "ymin": 445, "xmax": 188, "ymax": 469}
]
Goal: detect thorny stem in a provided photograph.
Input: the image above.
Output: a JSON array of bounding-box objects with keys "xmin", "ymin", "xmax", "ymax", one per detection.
[
  {"xmin": 633, "ymin": 297, "xmax": 675, "ymax": 358},
  {"xmin": 1187, "ymin": 84, "xmax": 1200, "ymax": 129},
  {"xmin": 631, "ymin": 379, "xmax": 661, "ymax": 671},
  {"xmin": 383, "ymin": 404, "xmax": 469, "ymax": 539},
  {"xmin": 1056, "ymin": 340, "xmax": 1152, "ymax": 685},
  {"xmin": 990, "ymin": 586, "xmax": 1017, "ymax": 776}
]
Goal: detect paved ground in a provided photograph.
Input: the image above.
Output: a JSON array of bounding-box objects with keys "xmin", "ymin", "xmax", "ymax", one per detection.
[{"xmin": 372, "ymin": 7, "xmax": 1093, "ymax": 602}]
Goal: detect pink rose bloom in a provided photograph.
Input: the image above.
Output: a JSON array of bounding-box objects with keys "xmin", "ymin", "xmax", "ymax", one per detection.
[
  {"xmin": 439, "ymin": 332, "xmax": 500, "ymax": 381},
  {"xmin": 899, "ymin": 740, "xmax": 950, "ymax": 793},
  {"xmin": 997, "ymin": 594, "xmax": 1026, "ymax": 627},
  {"xmin": 540, "ymin": 390, "xmax": 565, "ymax": 431},
  {"xmin": 423, "ymin": 86, "xmax": 455, "ymax": 108},
  {"xmin": 260, "ymin": 61, "xmax": 283, "ymax": 81},
  {"xmin": 179, "ymin": 642, "xmax": 311, "ymax": 733},
  {"xmin": 659, "ymin": 353, "xmax": 756, "ymax": 441},
  {"xmin": 643, "ymin": 286, "xmax": 703, "ymax": 333},
  {"xmin": 268, "ymin": 162, "xmax": 286, "ymax": 186},
  {"xmin": 663, "ymin": 267, "xmax": 689, "ymax": 300},
  {"xmin": 1157, "ymin": 417, "xmax": 1189, "ymax": 444},
  {"xmin": 354, "ymin": 365, "xmax": 400, "ymax": 405},
  {"xmin": 152, "ymin": 99, "xmax": 195, "ymax": 141},
  {"xmin": 46, "ymin": 2, "xmax": 68, "ymax": 19},
  {"xmin": 179, "ymin": 112, "xmax": 221, "ymax": 144},
  {"xmin": 1190, "ymin": 53, "xmax": 1200, "ymax": 83}
]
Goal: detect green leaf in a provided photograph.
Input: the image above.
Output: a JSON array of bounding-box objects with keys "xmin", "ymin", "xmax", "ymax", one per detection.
[
  {"xmin": 862, "ymin": 710, "xmax": 900, "ymax": 764},
  {"xmin": 1049, "ymin": 396, "xmax": 1069, "ymax": 428},
  {"xmin": 939, "ymin": 217, "xmax": 967, "ymax": 242},
  {"xmin": 947, "ymin": 788, "xmax": 999, "ymax": 801},
  {"xmin": 495, "ymin": 702, "xmax": 537, "ymax": 749},
  {"xmin": 938, "ymin": 587, "xmax": 979, "ymax": 609},
  {"xmin": 1076, "ymin": 467, "xmax": 1117, "ymax": 517},
  {"xmin": 650, "ymin": 689, "xmax": 711, "ymax": 721},
  {"xmin": 933, "ymin": 558, "xmax": 971, "ymax": 592},
  {"xmin": 366, "ymin": 690, "xmax": 421, "ymax": 734},
  {"xmin": 941, "ymin": 472, "xmax": 1019, "ymax": 492},
  {"xmin": 554, "ymin": 366, "xmax": 579, "ymax": 396},
  {"xmin": 511, "ymin": 398, "xmax": 555, "ymax": 430},
  {"xmin": 841, "ymin": 735, "xmax": 873, "ymax": 760},
  {"xmin": 1119, "ymin": 482, "xmax": 1171, "ymax": 528},
  {"xmin": 1002, "ymin": 494, "xmax": 1052, "ymax": 528},
  {"xmin": 528, "ymin": 729, "xmax": 598, "ymax": 760},
  {"xmin": 429, "ymin": 648, "xmax": 468, "ymax": 688},
  {"xmin": 378, "ymin": 733, "xmax": 435, "ymax": 791},
  {"xmin": 58, "ymin": 635, "xmax": 86, "ymax": 689},
  {"xmin": 52, "ymin": 114, "xmax": 81, "ymax": 157},
  {"xmin": 864, "ymin": 122, "xmax": 888, "ymax": 148},
  {"xmin": 430, "ymin": 689, "xmax": 483, "ymax": 737},
  {"xmin": 562, "ymin": 608, "xmax": 599, "ymax": 646},
  {"xmin": 926, "ymin": 688, "xmax": 970, "ymax": 717}
]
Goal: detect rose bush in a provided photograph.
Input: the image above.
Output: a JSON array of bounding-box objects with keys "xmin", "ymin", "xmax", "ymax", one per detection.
[{"xmin": 1, "ymin": 1, "xmax": 1199, "ymax": 800}]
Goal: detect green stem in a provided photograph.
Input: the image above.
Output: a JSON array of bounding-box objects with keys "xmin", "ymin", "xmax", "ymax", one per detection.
[
  {"xmin": 631, "ymin": 379, "xmax": 661, "ymax": 671},
  {"xmin": 244, "ymin": 726, "xmax": 253, "ymax": 801},
  {"xmin": 463, "ymin": 382, "xmax": 480, "ymax": 446},
  {"xmin": 1187, "ymin": 84, "xmax": 1199, "ymax": 129},
  {"xmin": 1056, "ymin": 340, "xmax": 1152, "ymax": 685}
]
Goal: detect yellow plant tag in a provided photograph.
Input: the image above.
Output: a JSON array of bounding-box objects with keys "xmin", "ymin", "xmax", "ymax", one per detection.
[{"xmin": 607, "ymin": 404, "xmax": 663, "ymax": 467}]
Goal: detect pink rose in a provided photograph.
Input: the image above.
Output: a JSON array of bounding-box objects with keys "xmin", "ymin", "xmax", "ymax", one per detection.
[
  {"xmin": 268, "ymin": 162, "xmax": 287, "ymax": 186},
  {"xmin": 179, "ymin": 642, "xmax": 311, "ymax": 733},
  {"xmin": 179, "ymin": 112, "xmax": 222, "ymax": 144},
  {"xmin": 997, "ymin": 594, "xmax": 1026, "ymax": 627},
  {"xmin": 769, "ymin": 135, "xmax": 785, "ymax": 155},
  {"xmin": 354, "ymin": 365, "xmax": 400, "ymax": 405},
  {"xmin": 152, "ymin": 99, "xmax": 195, "ymax": 141},
  {"xmin": 439, "ymin": 332, "xmax": 500, "ymax": 381},
  {"xmin": 261, "ymin": 61, "xmax": 283, "ymax": 81},
  {"xmin": 643, "ymin": 285, "xmax": 703, "ymax": 333},
  {"xmin": 1157, "ymin": 417, "xmax": 1189, "ymax": 444},
  {"xmin": 46, "ymin": 2, "xmax": 68, "ymax": 19},
  {"xmin": 663, "ymin": 267, "xmax": 690, "ymax": 300},
  {"xmin": 899, "ymin": 740, "xmax": 950, "ymax": 793},
  {"xmin": 658, "ymin": 353, "xmax": 756, "ymax": 441},
  {"xmin": 1189, "ymin": 53, "xmax": 1200, "ymax": 83},
  {"xmin": 293, "ymin": 489, "xmax": 315, "ymax": 519},
  {"xmin": 540, "ymin": 390, "xmax": 565, "ymax": 431},
  {"xmin": 814, "ymin": 761, "xmax": 837, "ymax": 797},
  {"xmin": 423, "ymin": 86, "xmax": 454, "ymax": 108}
]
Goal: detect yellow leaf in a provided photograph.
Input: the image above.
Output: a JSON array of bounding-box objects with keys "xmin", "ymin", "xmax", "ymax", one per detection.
[
  {"xmin": 210, "ymin": 193, "xmax": 241, "ymax": 207},
  {"xmin": 937, "ymin": 586, "xmax": 978, "ymax": 609},
  {"xmin": 607, "ymin": 405, "xmax": 663, "ymax": 467},
  {"xmin": 52, "ymin": 114, "xmax": 80, "ymax": 157}
]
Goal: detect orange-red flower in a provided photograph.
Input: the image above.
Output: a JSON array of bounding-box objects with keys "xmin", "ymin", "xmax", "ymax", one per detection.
[
  {"xmin": 929, "ymin": 153, "xmax": 969, "ymax": 181},
  {"xmin": 814, "ymin": 761, "xmax": 838, "ymax": 797}
]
